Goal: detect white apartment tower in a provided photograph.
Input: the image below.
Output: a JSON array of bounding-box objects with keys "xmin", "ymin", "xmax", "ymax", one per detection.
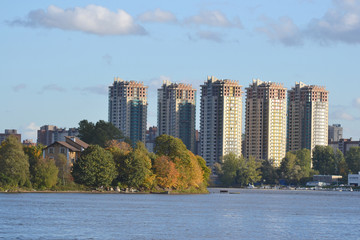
[
  {"xmin": 157, "ymin": 80, "xmax": 196, "ymax": 152},
  {"xmin": 245, "ymin": 79, "xmax": 287, "ymax": 167},
  {"xmin": 200, "ymin": 76, "xmax": 243, "ymax": 167},
  {"xmin": 108, "ymin": 77, "xmax": 148, "ymax": 145},
  {"xmin": 287, "ymin": 82, "xmax": 329, "ymax": 152}
]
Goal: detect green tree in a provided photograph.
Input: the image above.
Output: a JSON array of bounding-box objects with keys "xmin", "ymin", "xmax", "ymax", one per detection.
[
  {"xmin": 345, "ymin": 147, "xmax": 360, "ymax": 174},
  {"xmin": 54, "ymin": 154, "xmax": 72, "ymax": 185},
  {"xmin": 154, "ymin": 135, "xmax": 188, "ymax": 161},
  {"xmin": 245, "ymin": 156, "xmax": 262, "ymax": 185},
  {"xmin": 334, "ymin": 149, "xmax": 347, "ymax": 178},
  {"xmin": 219, "ymin": 153, "xmax": 244, "ymax": 186},
  {"xmin": 260, "ymin": 159, "xmax": 279, "ymax": 184},
  {"xmin": 23, "ymin": 144, "xmax": 44, "ymax": 182},
  {"xmin": 78, "ymin": 120, "xmax": 124, "ymax": 147},
  {"xmin": 33, "ymin": 158, "xmax": 59, "ymax": 189},
  {"xmin": 117, "ymin": 142, "xmax": 152, "ymax": 190},
  {"xmin": 0, "ymin": 136, "xmax": 30, "ymax": 187},
  {"xmin": 312, "ymin": 146, "xmax": 336, "ymax": 175},
  {"xmin": 196, "ymin": 155, "xmax": 211, "ymax": 185},
  {"xmin": 279, "ymin": 152, "xmax": 302, "ymax": 184},
  {"xmin": 295, "ymin": 149, "xmax": 312, "ymax": 178},
  {"xmin": 72, "ymin": 145, "xmax": 117, "ymax": 187}
]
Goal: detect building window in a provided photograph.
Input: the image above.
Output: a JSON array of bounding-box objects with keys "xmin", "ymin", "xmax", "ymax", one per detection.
[
  {"xmin": 60, "ymin": 148, "xmax": 66, "ymax": 154},
  {"xmin": 49, "ymin": 148, "xmax": 54, "ymax": 154}
]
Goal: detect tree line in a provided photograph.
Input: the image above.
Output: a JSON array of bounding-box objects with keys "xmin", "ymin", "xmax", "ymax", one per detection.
[
  {"xmin": 0, "ymin": 120, "xmax": 210, "ymax": 193},
  {"xmin": 215, "ymin": 146, "xmax": 360, "ymax": 187}
]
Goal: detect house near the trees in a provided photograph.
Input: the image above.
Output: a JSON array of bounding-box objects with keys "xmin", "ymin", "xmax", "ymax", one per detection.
[{"xmin": 43, "ymin": 136, "xmax": 89, "ymax": 165}]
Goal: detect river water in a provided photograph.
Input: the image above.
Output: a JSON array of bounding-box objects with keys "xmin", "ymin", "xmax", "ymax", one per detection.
[{"xmin": 0, "ymin": 189, "xmax": 359, "ymax": 240}]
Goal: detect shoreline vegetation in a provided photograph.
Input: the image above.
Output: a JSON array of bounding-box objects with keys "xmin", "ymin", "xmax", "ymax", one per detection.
[
  {"xmin": 0, "ymin": 126, "xmax": 211, "ymax": 194},
  {"xmin": 1, "ymin": 120, "xmax": 360, "ymax": 194}
]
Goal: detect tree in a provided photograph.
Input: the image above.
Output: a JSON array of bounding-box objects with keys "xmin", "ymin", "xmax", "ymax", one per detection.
[
  {"xmin": 154, "ymin": 135, "xmax": 188, "ymax": 161},
  {"xmin": 153, "ymin": 155, "xmax": 179, "ymax": 189},
  {"xmin": 334, "ymin": 149, "xmax": 348, "ymax": 179},
  {"xmin": 72, "ymin": 145, "xmax": 117, "ymax": 187},
  {"xmin": 54, "ymin": 154, "xmax": 72, "ymax": 185},
  {"xmin": 0, "ymin": 136, "xmax": 30, "ymax": 187},
  {"xmin": 33, "ymin": 158, "xmax": 59, "ymax": 189},
  {"xmin": 78, "ymin": 120, "xmax": 124, "ymax": 147},
  {"xmin": 260, "ymin": 159, "xmax": 279, "ymax": 184},
  {"xmin": 219, "ymin": 153, "xmax": 244, "ymax": 186},
  {"xmin": 117, "ymin": 142, "xmax": 152, "ymax": 190},
  {"xmin": 279, "ymin": 152, "xmax": 301, "ymax": 184},
  {"xmin": 345, "ymin": 147, "xmax": 360, "ymax": 174},
  {"xmin": 312, "ymin": 146, "xmax": 336, "ymax": 175},
  {"xmin": 23, "ymin": 144, "xmax": 45, "ymax": 182},
  {"xmin": 245, "ymin": 156, "xmax": 262, "ymax": 185},
  {"xmin": 196, "ymin": 155, "xmax": 211, "ymax": 185},
  {"xmin": 295, "ymin": 149, "xmax": 312, "ymax": 178}
]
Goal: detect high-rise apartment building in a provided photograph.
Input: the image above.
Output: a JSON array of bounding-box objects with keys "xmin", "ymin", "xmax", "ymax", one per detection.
[
  {"xmin": 287, "ymin": 82, "xmax": 328, "ymax": 153},
  {"xmin": 328, "ymin": 124, "xmax": 343, "ymax": 142},
  {"xmin": 245, "ymin": 79, "xmax": 287, "ymax": 167},
  {"xmin": 108, "ymin": 77, "xmax": 148, "ymax": 145},
  {"xmin": 200, "ymin": 76, "xmax": 243, "ymax": 167},
  {"xmin": 157, "ymin": 80, "xmax": 196, "ymax": 152}
]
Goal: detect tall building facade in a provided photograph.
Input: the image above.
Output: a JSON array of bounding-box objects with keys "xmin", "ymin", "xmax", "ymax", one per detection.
[
  {"xmin": 200, "ymin": 76, "xmax": 243, "ymax": 167},
  {"xmin": 287, "ymin": 82, "xmax": 328, "ymax": 153},
  {"xmin": 328, "ymin": 124, "xmax": 343, "ymax": 142},
  {"xmin": 157, "ymin": 81, "xmax": 196, "ymax": 152},
  {"xmin": 245, "ymin": 79, "xmax": 287, "ymax": 167},
  {"xmin": 108, "ymin": 77, "xmax": 148, "ymax": 145}
]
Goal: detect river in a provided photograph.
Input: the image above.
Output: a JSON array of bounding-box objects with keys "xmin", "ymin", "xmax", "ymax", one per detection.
[{"xmin": 1, "ymin": 189, "xmax": 359, "ymax": 240}]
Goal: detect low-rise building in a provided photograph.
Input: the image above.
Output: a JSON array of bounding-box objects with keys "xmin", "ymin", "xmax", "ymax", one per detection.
[
  {"xmin": 328, "ymin": 138, "xmax": 360, "ymax": 156},
  {"xmin": 0, "ymin": 129, "xmax": 21, "ymax": 144},
  {"xmin": 348, "ymin": 172, "xmax": 360, "ymax": 186},
  {"xmin": 43, "ymin": 136, "xmax": 88, "ymax": 165},
  {"xmin": 313, "ymin": 175, "xmax": 342, "ymax": 185}
]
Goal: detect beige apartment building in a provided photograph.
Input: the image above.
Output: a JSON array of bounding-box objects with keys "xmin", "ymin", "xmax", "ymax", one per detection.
[
  {"xmin": 287, "ymin": 82, "xmax": 329, "ymax": 152},
  {"xmin": 245, "ymin": 79, "xmax": 287, "ymax": 167},
  {"xmin": 108, "ymin": 77, "xmax": 148, "ymax": 145},
  {"xmin": 157, "ymin": 80, "xmax": 196, "ymax": 152},
  {"xmin": 200, "ymin": 76, "xmax": 243, "ymax": 167}
]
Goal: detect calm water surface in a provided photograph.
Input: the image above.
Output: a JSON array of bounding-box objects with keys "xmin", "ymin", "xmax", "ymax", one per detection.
[{"xmin": 0, "ymin": 189, "xmax": 359, "ymax": 240}]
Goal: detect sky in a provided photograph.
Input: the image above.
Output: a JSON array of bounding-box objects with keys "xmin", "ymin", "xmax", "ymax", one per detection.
[{"xmin": 1, "ymin": 0, "xmax": 360, "ymax": 141}]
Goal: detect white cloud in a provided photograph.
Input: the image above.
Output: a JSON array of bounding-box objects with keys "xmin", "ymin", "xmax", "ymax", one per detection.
[
  {"xmin": 257, "ymin": 16, "xmax": 303, "ymax": 46},
  {"xmin": 138, "ymin": 8, "xmax": 177, "ymax": 23},
  {"xmin": 38, "ymin": 84, "xmax": 66, "ymax": 94},
  {"xmin": 196, "ymin": 31, "xmax": 223, "ymax": 42},
  {"xmin": 20, "ymin": 122, "xmax": 40, "ymax": 142},
  {"xmin": 307, "ymin": 0, "xmax": 360, "ymax": 44},
  {"xmin": 353, "ymin": 97, "xmax": 360, "ymax": 108},
  {"xmin": 331, "ymin": 110, "xmax": 355, "ymax": 121},
  {"xmin": 8, "ymin": 5, "xmax": 146, "ymax": 36},
  {"xmin": 102, "ymin": 54, "xmax": 112, "ymax": 65},
  {"xmin": 76, "ymin": 85, "xmax": 108, "ymax": 95},
  {"xmin": 12, "ymin": 84, "xmax": 27, "ymax": 92},
  {"xmin": 185, "ymin": 10, "xmax": 243, "ymax": 28},
  {"xmin": 149, "ymin": 75, "xmax": 171, "ymax": 87}
]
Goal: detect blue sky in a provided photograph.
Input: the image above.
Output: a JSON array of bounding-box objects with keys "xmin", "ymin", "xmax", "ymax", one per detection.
[{"xmin": 1, "ymin": 0, "xmax": 360, "ymax": 141}]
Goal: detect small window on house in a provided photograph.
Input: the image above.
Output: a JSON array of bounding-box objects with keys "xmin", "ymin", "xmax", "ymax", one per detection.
[
  {"xmin": 60, "ymin": 148, "xmax": 66, "ymax": 154},
  {"xmin": 49, "ymin": 148, "xmax": 54, "ymax": 154}
]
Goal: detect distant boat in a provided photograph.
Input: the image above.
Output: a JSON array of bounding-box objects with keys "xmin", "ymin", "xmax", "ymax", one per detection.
[{"xmin": 220, "ymin": 190, "xmax": 228, "ymax": 193}]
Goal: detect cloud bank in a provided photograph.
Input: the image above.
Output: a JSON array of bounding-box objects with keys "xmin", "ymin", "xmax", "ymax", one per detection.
[
  {"xmin": 8, "ymin": 5, "xmax": 146, "ymax": 36},
  {"xmin": 258, "ymin": 0, "xmax": 360, "ymax": 46},
  {"xmin": 185, "ymin": 10, "xmax": 243, "ymax": 29},
  {"xmin": 138, "ymin": 9, "xmax": 177, "ymax": 23}
]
